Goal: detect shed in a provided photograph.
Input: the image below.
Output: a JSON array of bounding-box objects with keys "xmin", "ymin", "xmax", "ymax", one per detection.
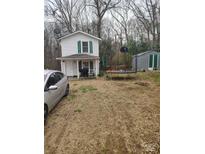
[{"xmin": 132, "ymin": 51, "xmax": 160, "ymax": 71}]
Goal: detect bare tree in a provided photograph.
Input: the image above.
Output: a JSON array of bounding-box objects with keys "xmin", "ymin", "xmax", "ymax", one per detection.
[
  {"xmin": 45, "ymin": 0, "xmax": 84, "ymax": 33},
  {"xmin": 110, "ymin": 0, "xmax": 130, "ymax": 44},
  {"xmin": 128, "ymin": 0, "xmax": 151, "ymax": 46},
  {"xmin": 85, "ymin": 0, "xmax": 121, "ymax": 38},
  {"xmin": 44, "ymin": 22, "xmax": 61, "ymax": 70},
  {"xmin": 128, "ymin": 0, "xmax": 160, "ymax": 50}
]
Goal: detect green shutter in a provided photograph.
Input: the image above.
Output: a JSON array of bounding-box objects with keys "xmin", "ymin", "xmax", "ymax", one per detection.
[
  {"xmin": 149, "ymin": 54, "xmax": 153, "ymax": 68},
  {"xmin": 89, "ymin": 41, "xmax": 93, "ymax": 53},
  {"xmin": 77, "ymin": 41, "xmax": 81, "ymax": 53}
]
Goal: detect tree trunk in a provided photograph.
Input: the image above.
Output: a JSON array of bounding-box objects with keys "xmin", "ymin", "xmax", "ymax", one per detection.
[
  {"xmin": 97, "ymin": 18, "xmax": 102, "ymax": 38},
  {"xmin": 125, "ymin": 28, "xmax": 129, "ymax": 44}
]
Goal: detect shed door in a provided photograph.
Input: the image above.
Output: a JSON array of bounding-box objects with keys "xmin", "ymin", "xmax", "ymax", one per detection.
[
  {"xmin": 149, "ymin": 54, "xmax": 153, "ymax": 68},
  {"xmin": 154, "ymin": 54, "xmax": 158, "ymax": 69}
]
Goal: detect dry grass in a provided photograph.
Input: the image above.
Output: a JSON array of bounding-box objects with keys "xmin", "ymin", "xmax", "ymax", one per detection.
[
  {"xmin": 106, "ymin": 73, "xmax": 136, "ymax": 80},
  {"xmin": 79, "ymin": 85, "xmax": 97, "ymax": 93},
  {"xmin": 45, "ymin": 72, "xmax": 160, "ymax": 154}
]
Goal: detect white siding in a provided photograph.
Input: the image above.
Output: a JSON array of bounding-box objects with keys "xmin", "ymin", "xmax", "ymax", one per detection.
[
  {"xmin": 64, "ymin": 61, "xmax": 74, "ymax": 76},
  {"xmin": 60, "ymin": 33, "xmax": 99, "ymax": 57}
]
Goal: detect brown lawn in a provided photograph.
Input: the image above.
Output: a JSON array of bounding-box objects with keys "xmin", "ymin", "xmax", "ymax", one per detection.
[{"xmin": 44, "ymin": 72, "xmax": 160, "ymax": 154}]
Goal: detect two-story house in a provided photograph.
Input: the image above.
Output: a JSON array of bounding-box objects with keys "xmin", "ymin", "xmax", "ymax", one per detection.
[{"xmin": 56, "ymin": 31, "xmax": 101, "ymax": 78}]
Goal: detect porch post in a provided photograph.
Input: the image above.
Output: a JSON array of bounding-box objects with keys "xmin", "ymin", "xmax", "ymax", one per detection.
[
  {"xmin": 77, "ymin": 60, "xmax": 79, "ymax": 79},
  {"xmin": 95, "ymin": 59, "xmax": 98, "ymax": 77},
  {"xmin": 88, "ymin": 60, "xmax": 90, "ymax": 74},
  {"xmin": 61, "ymin": 60, "xmax": 65, "ymax": 74}
]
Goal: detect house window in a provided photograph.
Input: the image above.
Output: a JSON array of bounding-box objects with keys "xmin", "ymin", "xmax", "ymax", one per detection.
[{"xmin": 82, "ymin": 42, "xmax": 88, "ymax": 53}]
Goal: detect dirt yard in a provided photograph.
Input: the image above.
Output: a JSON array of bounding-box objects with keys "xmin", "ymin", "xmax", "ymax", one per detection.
[{"xmin": 45, "ymin": 72, "xmax": 160, "ymax": 154}]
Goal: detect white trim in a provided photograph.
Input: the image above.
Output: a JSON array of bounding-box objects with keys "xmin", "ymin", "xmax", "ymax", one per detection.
[
  {"xmin": 56, "ymin": 57, "xmax": 100, "ymax": 60},
  {"xmin": 58, "ymin": 31, "xmax": 102, "ymax": 41}
]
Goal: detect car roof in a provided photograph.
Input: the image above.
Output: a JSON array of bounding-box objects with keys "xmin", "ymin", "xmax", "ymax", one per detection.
[{"xmin": 44, "ymin": 69, "xmax": 60, "ymax": 76}]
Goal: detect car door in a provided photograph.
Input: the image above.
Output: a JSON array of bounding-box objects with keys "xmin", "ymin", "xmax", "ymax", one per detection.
[
  {"xmin": 61, "ymin": 74, "xmax": 68, "ymax": 95},
  {"xmin": 44, "ymin": 73, "xmax": 59, "ymax": 110},
  {"xmin": 54, "ymin": 72, "xmax": 65, "ymax": 101}
]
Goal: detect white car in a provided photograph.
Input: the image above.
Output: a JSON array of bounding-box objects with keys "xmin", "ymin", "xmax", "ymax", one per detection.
[{"xmin": 44, "ymin": 70, "xmax": 69, "ymax": 121}]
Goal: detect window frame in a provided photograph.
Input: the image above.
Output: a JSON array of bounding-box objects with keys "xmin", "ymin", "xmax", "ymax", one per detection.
[{"xmin": 82, "ymin": 41, "xmax": 88, "ymax": 53}]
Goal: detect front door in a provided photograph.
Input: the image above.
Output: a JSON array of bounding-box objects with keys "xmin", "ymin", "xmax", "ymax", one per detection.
[{"xmin": 81, "ymin": 61, "xmax": 89, "ymax": 77}]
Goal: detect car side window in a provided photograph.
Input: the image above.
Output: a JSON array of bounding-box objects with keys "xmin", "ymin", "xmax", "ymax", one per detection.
[
  {"xmin": 55, "ymin": 72, "xmax": 64, "ymax": 83},
  {"xmin": 45, "ymin": 73, "xmax": 57, "ymax": 89}
]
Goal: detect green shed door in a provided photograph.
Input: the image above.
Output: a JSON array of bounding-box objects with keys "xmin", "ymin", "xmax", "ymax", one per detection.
[
  {"xmin": 149, "ymin": 54, "xmax": 153, "ymax": 68},
  {"xmin": 154, "ymin": 54, "xmax": 158, "ymax": 68}
]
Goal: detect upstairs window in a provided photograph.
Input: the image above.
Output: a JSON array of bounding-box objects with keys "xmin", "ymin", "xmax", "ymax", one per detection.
[{"xmin": 82, "ymin": 42, "xmax": 88, "ymax": 53}]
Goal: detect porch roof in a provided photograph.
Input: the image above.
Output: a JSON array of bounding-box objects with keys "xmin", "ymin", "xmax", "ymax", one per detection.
[{"xmin": 56, "ymin": 54, "xmax": 100, "ymax": 60}]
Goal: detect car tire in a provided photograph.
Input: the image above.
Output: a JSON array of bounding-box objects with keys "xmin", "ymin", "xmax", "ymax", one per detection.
[
  {"xmin": 44, "ymin": 104, "xmax": 48, "ymax": 123},
  {"xmin": 64, "ymin": 84, "xmax": 69, "ymax": 97}
]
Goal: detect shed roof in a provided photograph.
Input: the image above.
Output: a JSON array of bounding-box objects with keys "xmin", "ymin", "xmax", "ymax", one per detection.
[
  {"xmin": 133, "ymin": 51, "xmax": 159, "ymax": 57},
  {"xmin": 56, "ymin": 54, "xmax": 99, "ymax": 60},
  {"xmin": 58, "ymin": 31, "xmax": 102, "ymax": 41}
]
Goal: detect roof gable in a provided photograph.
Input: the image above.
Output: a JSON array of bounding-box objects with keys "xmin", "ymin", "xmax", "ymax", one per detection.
[{"xmin": 58, "ymin": 31, "xmax": 102, "ymax": 41}]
